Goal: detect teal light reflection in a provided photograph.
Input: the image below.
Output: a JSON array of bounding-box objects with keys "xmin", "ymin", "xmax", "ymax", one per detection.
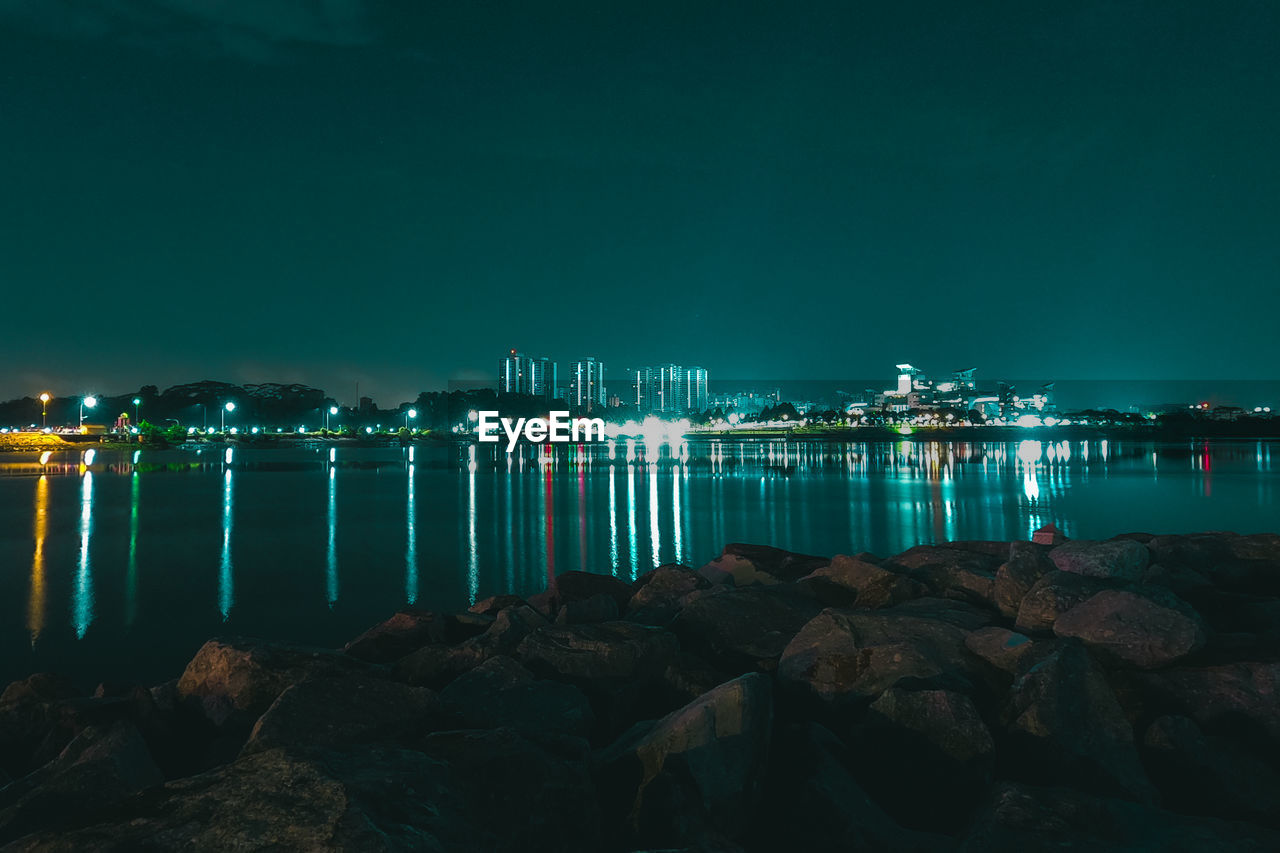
[
  {"xmin": 219, "ymin": 468, "xmax": 233, "ymax": 620},
  {"xmin": 627, "ymin": 463, "xmax": 638, "ymax": 579},
  {"xmin": 327, "ymin": 467, "xmax": 338, "ymax": 607},
  {"xmin": 467, "ymin": 466, "xmax": 478, "ymax": 603},
  {"xmin": 406, "ymin": 463, "xmax": 417, "ymax": 604},
  {"xmin": 127, "ymin": 471, "xmax": 139, "ymax": 626},
  {"xmin": 608, "ymin": 465, "xmax": 618, "ymax": 575},
  {"xmin": 73, "ymin": 471, "xmax": 94, "ymax": 639},
  {"xmin": 648, "ymin": 463, "xmax": 661, "ymax": 568}
]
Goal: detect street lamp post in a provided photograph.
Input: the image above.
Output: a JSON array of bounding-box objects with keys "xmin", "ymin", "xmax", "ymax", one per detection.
[
  {"xmin": 132, "ymin": 397, "xmax": 141, "ymax": 425},
  {"xmin": 222, "ymin": 401, "xmax": 235, "ymax": 433},
  {"xmin": 327, "ymin": 405, "xmax": 339, "ymax": 432},
  {"xmin": 79, "ymin": 396, "xmax": 97, "ymax": 430},
  {"xmin": 39, "ymin": 393, "xmax": 50, "ymax": 429},
  {"xmin": 406, "ymin": 408, "xmax": 417, "ymax": 431}
]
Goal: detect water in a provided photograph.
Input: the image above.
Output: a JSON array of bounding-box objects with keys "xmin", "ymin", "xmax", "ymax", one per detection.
[{"xmin": 1, "ymin": 438, "xmax": 1277, "ymax": 686}]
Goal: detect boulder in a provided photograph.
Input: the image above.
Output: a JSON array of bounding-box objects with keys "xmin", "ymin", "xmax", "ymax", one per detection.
[
  {"xmin": 758, "ymin": 723, "xmax": 952, "ymax": 852},
  {"xmin": 1147, "ymin": 532, "xmax": 1280, "ymax": 595},
  {"xmin": 885, "ymin": 545, "xmax": 1002, "ymax": 608},
  {"xmin": 1142, "ymin": 714, "xmax": 1280, "ymax": 825},
  {"xmin": 595, "ymin": 674, "xmax": 772, "ymax": 846},
  {"xmin": 805, "ymin": 554, "xmax": 925, "ymax": 609},
  {"xmin": 1137, "ymin": 661, "xmax": 1280, "ymax": 749},
  {"xmin": 243, "ymin": 672, "xmax": 440, "ymax": 754},
  {"xmin": 1002, "ymin": 640, "xmax": 1155, "ymax": 803},
  {"xmin": 660, "ymin": 653, "xmax": 734, "ymax": 709},
  {"xmin": 342, "ymin": 608, "xmax": 441, "ymax": 663},
  {"xmin": 628, "ymin": 564, "xmax": 710, "ymax": 625},
  {"xmin": 394, "ymin": 605, "xmax": 549, "ymax": 689},
  {"xmin": 1015, "ymin": 571, "xmax": 1114, "ymax": 635},
  {"xmin": 962, "ymin": 781, "xmax": 1280, "ymax": 852},
  {"xmin": 0, "ymin": 674, "xmax": 83, "ymax": 779},
  {"xmin": 555, "ymin": 592, "xmax": 620, "ymax": 625},
  {"xmin": 778, "ymin": 599, "xmax": 989, "ymax": 708},
  {"xmin": 1053, "ymin": 587, "xmax": 1207, "ymax": 668},
  {"xmin": 468, "ymin": 594, "xmax": 527, "ymax": 615},
  {"xmin": 868, "ymin": 687, "xmax": 993, "ymax": 764},
  {"xmin": 439, "ymin": 656, "xmax": 594, "ymax": 740},
  {"xmin": 965, "ymin": 627, "xmax": 1036, "ymax": 675},
  {"xmin": 176, "ymin": 638, "xmax": 378, "ymax": 731},
  {"xmin": 698, "ymin": 543, "xmax": 830, "ymax": 586},
  {"xmin": 0, "ymin": 721, "xmax": 163, "ymax": 846},
  {"xmin": 994, "ymin": 541, "xmax": 1055, "ymax": 619},
  {"xmin": 1049, "ymin": 539, "xmax": 1150, "ymax": 581},
  {"xmin": 551, "ymin": 571, "xmax": 635, "ymax": 611},
  {"xmin": 671, "ymin": 585, "xmax": 822, "ymax": 674},
  {"xmin": 517, "ymin": 621, "xmax": 678, "ymax": 684}
]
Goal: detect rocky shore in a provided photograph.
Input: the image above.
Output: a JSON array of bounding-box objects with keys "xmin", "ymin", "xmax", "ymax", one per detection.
[{"xmin": 4, "ymin": 529, "xmax": 1280, "ymax": 851}]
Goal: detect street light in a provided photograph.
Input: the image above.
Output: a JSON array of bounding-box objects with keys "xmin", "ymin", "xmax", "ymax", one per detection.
[
  {"xmin": 79, "ymin": 395, "xmax": 97, "ymax": 430},
  {"xmin": 39, "ymin": 392, "xmax": 50, "ymax": 429},
  {"xmin": 222, "ymin": 401, "xmax": 235, "ymax": 433},
  {"xmin": 132, "ymin": 397, "xmax": 141, "ymax": 424},
  {"xmin": 327, "ymin": 405, "xmax": 338, "ymax": 431},
  {"xmin": 406, "ymin": 408, "xmax": 417, "ymax": 430}
]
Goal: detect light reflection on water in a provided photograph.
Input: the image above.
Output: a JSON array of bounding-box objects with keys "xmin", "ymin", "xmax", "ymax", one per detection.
[{"xmin": 3, "ymin": 439, "xmax": 1278, "ymax": 684}]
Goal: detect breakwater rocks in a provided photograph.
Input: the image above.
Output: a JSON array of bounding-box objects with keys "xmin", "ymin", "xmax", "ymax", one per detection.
[{"xmin": 5, "ymin": 530, "xmax": 1280, "ymax": 851}]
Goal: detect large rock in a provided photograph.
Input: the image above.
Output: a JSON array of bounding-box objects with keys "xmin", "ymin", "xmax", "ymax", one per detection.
[
  {"xmin": 517, "ymin": 621, "xmax": 678, "ymax": 684},
  {"xmin": 1015, "ymin": 571, "xmax": 1114, "ymax": 635},
  {"xmin": 994, "ymin": 541, "xmax": 1055, "ymax": 619},
  {"xmin": 439, "ymin": 656, "xmax": 594, "ymax": 740},
  {"xmin": 1002, "ymin": 640, "xmax": 1155, "ymax": 803},
  {"xmin": 698, "ymin": 543, "xmax": 830, "ymax": 586},
  {"xmin": 1137, "ymin": 661, "xmax": 1280, "ymax": 749},
  {"xmin": 1147, "ymin": 532, "xmax": 1280, "ymax": 595},
  {"xmin": 0, "ymin": 721, "xmax": 163, "ymax": 846},
  {"xmin": 176, "ymin": 638, "xmax": 378, "ymax": 731},
  {"xmin": 555, "ymin": 592, "xmax": 620, "ymax": 625},
  {"xmin": 778, "ymin": 599, "xmax": 990, "ymax": 708},
  {"xmin": 1142, "ymin": 714, "xmax": 1280, "ymax": 825},
  {"xmin": 394, "ymin": 605, "xmax": 549, "ymax": 689},
  {"xmin": 343, "ymin": 609, "xmax": 491, "ymax": 663},
  {"xmin": 243, "ymin": 672, "xmax": 440, "ymax": 754},
  {"xmin": 885, "ymin": 545, "xmax": 1002, "ymax": 609},
  {"xmin": 962, "ymin": 781, "xmax": 1280, "ymax": 852},
  {"xmin": 0, "ymin": 674, "xmax": 82, "ymax": 780},
  {"xmin": 805, "ymin": 554, "xmax": 925, "ymax": 609},
  {"xmin": 1049, "ymin": 539, "xmax": 1150, "ymax": 581},
  {"xmin": 550, "ymin": 571, "xmax": 635, "ymax": 611},
  {"xmin": 1053, "ymin": 587, "xmax": 1207, "ymax": 668},
  {"xmin": 628, "ymin": 564, "xmax": 710, "ymax": 625},
  {"xmin": 965, "ymin": 627, "xmax": 1036, "ymax": 675},
  {"xmin": 671, "ymin": 585, "xmax": 822, "ymax": 674},
  {"xmin": 758, "ymin": 723, "xmax": 952, "ymax": 852},
  {"xmin": 595, "ymin": 674, "xmax": 772, "ymax": 847}
]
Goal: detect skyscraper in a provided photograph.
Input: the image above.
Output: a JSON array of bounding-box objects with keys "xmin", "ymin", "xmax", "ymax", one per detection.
[
  {"xmin": 571, "ymin": 358, "xmax": 606, "ymax": 412},
  {"xmin": 655, "ymin": 363, "xmax": 682, "ymax": 413},
  {"xmin": 682, "ymin": 366, "xmax": 709, "ymax": 412},
  {"xmin": 499, "ymin": 350, "xmax": 557, "ymax": 398}
]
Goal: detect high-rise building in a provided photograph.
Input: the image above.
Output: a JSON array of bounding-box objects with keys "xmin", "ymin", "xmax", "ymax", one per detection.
[
  {"xmin": 499, "ymin": 350, "xmax": 556, "ymax": 398},
  {"xmin": 682, "ymin": 366, "xmax": 709, "ymax": 412},
  {"xmin": 655, "ymin": 363, "xmax": 682, "ymax": 413},
  {"xmin": 630, "ymin": 367, "xmax": 656, "ymax": 412},
  {"xmin": 570, "ymin": 358, "xmax": 606, "ymax": 412}
]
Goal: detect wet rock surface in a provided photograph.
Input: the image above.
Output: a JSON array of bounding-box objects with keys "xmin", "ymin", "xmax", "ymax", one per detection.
[{"xmin": 4, "ymin": 530, "xmax": 1279, "ymax": 851}]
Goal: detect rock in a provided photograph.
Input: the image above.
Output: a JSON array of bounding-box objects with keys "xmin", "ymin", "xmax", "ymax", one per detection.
[
  {"xmin": 176, "ymin": 638, "xmax": 377, "ymax": 732},
  {"xmin": 1142, "ymin": 714, "xmax": 1280, "ymax": 825},
  {"xmin": 526, "ymin": 589, "xmax": 557, "ymax": 620},
  {"xmin": 962, "ymin": 781, "xmax": 1280, "ymax": 852},
  {"xmin": 1002, "ymin": 640, "xmax": 1156, "ymax": 803},
  {"xmin": 0, "ymin": 721, "xmax": 163, "ymax": 846},
  {"xmin": 468, "ymin": 594, "xmax": 527, "ymax": 615},
  {"xmin": 758, "ymin": 723, "xmax": 952, "ymax": 852},
  {"xmin": 628, "ymin": 565, "xmax": 710, "ymax": 625},
  {"xmin": 0, "ymin": 674, "xmax": 83, "ymax": 779},
  {"xmin": 1053, "ymin": 587, "xmax": 1207, "ymax": 668},
  {"xmin": 671, "ymin": 585, "xmax": 822, "ymax": 674},
  {"xmin": 994, "ymin": 541, "xmax": 1055, "ymax": 619},
  {"xmin": 1015, "ymin": 570, "xmax": 1113, "ymax": 635},
  {"xmin": 342, "ymin": 608, "xmax": 440, "ymax": 663},
  {"xmin": 243, "ymin": 672, "xmax": 440, "ymax": 754},
  {"xmin": 1049, "ymin": 539, "xmax": 1150, "ymax": 581},
  {"xmin": 855, "ymin": 687, "xmax": 994, "ymax": 832},
  {"xmin": 805, "ymin": 554, "xmax": 925, "ymax": 609},
  {"xmin": 439, "ymin": 656, "xmax": 594, "ymax": 740},
  {"xmin": 660, "ymin": 653, "xmax": 733, "ymax": 709},
  {"xmin": 698, "ymin": 542, "xmax": 830, "ymax": 586},
  {"xmin": 595, "ymin": 673, "xmax": 772, "ymax": 847},
  {"xmin": 965, "ymin": 626, "xmax": 1036, "ymax": 675},
  {"xmin": 1147, "ymin": 532, "xmax": 1280, "ymax": 596},
  {"xmin": 1137, "ymin": 662, "xmax": 1280, "ymax": 749},
  {"xmin": 885, "ymin": 545, "xmax": 1002, "ymax": 608},
  {"xmin": 1032, "ymin": 523, "xmax": 1066, "ymax": 546},
  {"xmin": 778, "ymin": 599, "xmax": 990, "ymax": 708},
  {"xmin": 551, "ymin": 571, "xmax": 635, "ymax": 611},
  {"xmin": 555, "ymin": 592, "xmax": 620, "ymax": 624},
  {"xmin": 394, "ymin": 605, "xmax": 549, "ymax": 689},
  {"xmin": 517, "ymin": 621, "xmax": 678, "ymax": 683}
]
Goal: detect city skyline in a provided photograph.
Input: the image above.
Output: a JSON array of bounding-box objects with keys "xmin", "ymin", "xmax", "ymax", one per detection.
[{"xmin": 3, "ymin": 2, "xmax": 1280, "ymax": 403}]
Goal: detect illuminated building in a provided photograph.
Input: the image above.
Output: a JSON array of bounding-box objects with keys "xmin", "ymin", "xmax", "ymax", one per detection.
[
  {"xmin": 571, "ymin": 358, "xmax": 606, "ymax": 412},
  {"xmin": 499, "ymin": 350, "xmax": 557, "ymax": 399}
]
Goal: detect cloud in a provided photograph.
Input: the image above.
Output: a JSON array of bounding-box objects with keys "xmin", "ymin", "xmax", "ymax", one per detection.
[{"xmin": 0, "ymin": 0, "xmax": 375, "ymax": 60}]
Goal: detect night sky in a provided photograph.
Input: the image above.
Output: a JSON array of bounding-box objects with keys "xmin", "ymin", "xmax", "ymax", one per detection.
[{"xmin": 3, "ymin": 1, "xmax": 1278, "ymax": 405}]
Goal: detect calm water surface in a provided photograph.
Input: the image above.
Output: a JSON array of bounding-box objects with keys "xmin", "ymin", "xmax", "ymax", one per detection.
[{"xmin": 1, "ymin": 438, "xmax": 1277, "ymax": 685}]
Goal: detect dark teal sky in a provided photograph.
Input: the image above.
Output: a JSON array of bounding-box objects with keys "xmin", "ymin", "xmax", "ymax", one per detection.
[{"xmin": 2, "ymin": 1, "xmax": 1278, "ymax": 404}]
